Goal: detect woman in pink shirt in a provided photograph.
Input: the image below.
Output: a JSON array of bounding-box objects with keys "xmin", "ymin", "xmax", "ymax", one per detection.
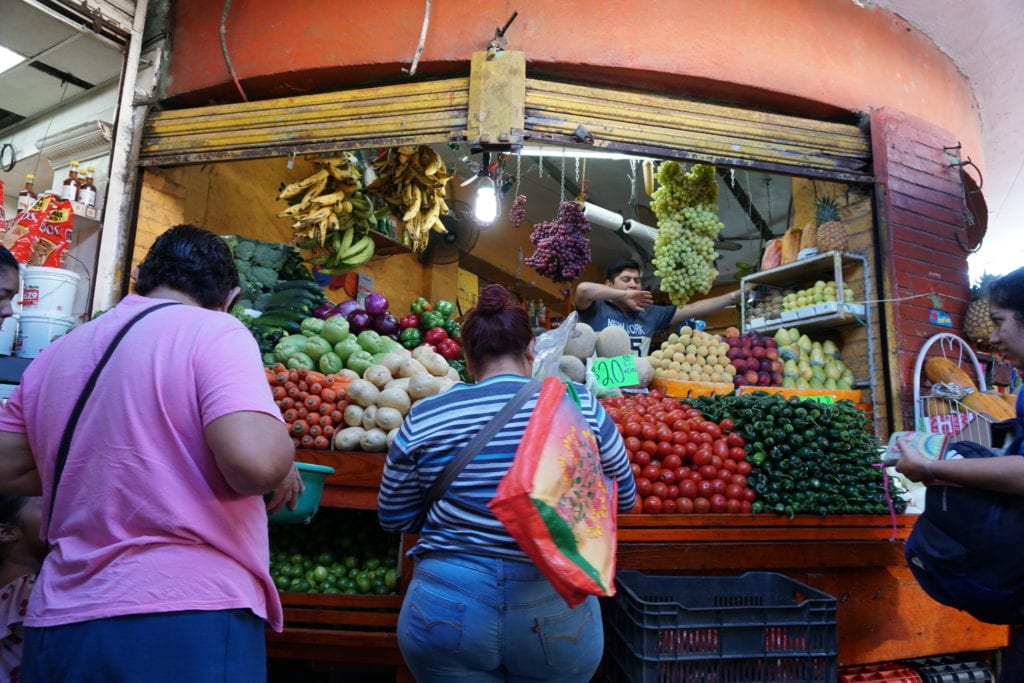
[{"xmin": 0, "ymin": 226, "xmax": 299, "ymax": 682}]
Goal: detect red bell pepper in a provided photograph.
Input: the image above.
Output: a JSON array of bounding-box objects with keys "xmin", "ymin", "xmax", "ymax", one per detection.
[
  {"xmin": 399, "ymin": 313, "xmax": 420, "ymax": 330},
  {"xmin": 424, "ymin": 327, "xmax": 449, "ymax": 345}
]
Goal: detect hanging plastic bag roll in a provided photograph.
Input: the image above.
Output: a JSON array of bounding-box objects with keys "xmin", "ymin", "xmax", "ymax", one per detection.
[
  {"xmin": 582, "ymin": 203, "xmax": 624, "ymax": 232},
  {"xmin": 621, "ymin": 219, "xmax": 659, "ymax": 247}
]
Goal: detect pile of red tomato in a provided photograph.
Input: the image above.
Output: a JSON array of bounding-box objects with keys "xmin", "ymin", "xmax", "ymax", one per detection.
[{"xmin": 600, "ymin": 390, "xmax": 757, "ymax": 514}]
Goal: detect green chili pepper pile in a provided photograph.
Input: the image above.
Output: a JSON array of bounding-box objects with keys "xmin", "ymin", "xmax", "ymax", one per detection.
[{"xmin": 692, "ymin": 392, "xmax": 907, "ymax": 517}]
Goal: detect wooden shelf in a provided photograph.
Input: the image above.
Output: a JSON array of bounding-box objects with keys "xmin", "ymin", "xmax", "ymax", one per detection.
[
  {"xmin": 295, "ymin": 449, "xmax": 385, "ymax": 510},
  {"xmin": 369, "ymin": 230, "xmax": 412, "ymax": 257}
]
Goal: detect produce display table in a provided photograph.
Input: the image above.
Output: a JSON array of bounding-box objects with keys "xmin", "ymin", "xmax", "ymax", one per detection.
[{"xmin": 267, "ymin": 451, "xmax": 1008, "ymax": 677}]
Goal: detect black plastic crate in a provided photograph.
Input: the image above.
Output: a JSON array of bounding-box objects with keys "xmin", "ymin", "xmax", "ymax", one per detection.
[
  {"xmin": 900, "ymin": 656, "xmax": 993, "ymax": 683},
  {"xmin": 605, "ymin": 570, "xmax": 837, "ymax": 683}
]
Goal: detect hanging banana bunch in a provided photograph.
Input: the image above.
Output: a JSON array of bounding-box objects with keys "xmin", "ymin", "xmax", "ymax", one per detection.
[
  {"xmin": 365, "ymin": 145, "xmax": 451, "ymax": 253},
  {"xmin": 275, "ymin": 152, "xmax": 383, "ymax": 274}
]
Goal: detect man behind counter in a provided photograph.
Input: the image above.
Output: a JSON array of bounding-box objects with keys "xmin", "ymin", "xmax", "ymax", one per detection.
[{"xmin": 574, "ymin": 259, "xmax": 740, "ymax": 356}]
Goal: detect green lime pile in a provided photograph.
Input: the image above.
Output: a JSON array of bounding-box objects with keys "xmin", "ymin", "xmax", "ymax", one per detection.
[{"xmin": 269, "ymin": 509, "xmax": 400, "ymax": 595}]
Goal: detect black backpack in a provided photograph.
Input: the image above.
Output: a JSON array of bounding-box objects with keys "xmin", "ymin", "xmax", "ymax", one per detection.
[{"xmin": 905, "ymin": 431, "xmax": 1024, "ymax": 625}]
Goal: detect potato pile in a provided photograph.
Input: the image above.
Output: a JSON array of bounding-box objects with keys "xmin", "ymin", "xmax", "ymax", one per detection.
[
  {"xmin": 333, "ymin": 346, "xmax": 460, "ymax": 452},
  {"xmin": 649, "ymin": 326, "xmax": 737, "ymax": 383}
]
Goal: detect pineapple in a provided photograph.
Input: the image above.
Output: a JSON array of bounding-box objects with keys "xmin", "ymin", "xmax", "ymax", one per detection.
[
  {"xmin": 815, "ymin": 197, "xmax": 848, "ymax": 253},
  {"xmin": 964, "ymin": 273, "xmax": 999, "ymax": 350}
]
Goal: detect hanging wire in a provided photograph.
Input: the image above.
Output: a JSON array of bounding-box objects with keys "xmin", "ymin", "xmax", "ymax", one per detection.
[
  {"xmin": 30, "ymin": 81, "xmax": 73, "ymax": 181},
  {"xmin": 574, "ymin": 156, "xmax": 581, "ymax": 185},
  {"xmin": 627, "ymin": 159, "xmax": 638, "ymax": 219},
  {"xmin": 558, "ymin": 150, "xmax": 567, "ymax": 205},
  {"xmin": 537, "ymin": 150, "xmax": 545, "ymax": 179},
  {"xmin": 514, "ymin": 153, "xmax": 522, "ymax": 196}
]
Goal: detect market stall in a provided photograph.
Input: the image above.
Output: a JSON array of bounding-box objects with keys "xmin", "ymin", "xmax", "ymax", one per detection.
[{"xmin": 117, "ymin": 54, "xmax": 1011, "ymax": 680}]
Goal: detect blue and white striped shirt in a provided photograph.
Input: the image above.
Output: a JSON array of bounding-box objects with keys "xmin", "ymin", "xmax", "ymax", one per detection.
[{"xmin": 377, "ymin": 374, "xmax": 637, "ymax": 560}]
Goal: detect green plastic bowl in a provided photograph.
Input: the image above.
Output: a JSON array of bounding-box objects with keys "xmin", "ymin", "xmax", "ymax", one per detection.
[{"xmin": 268, "ymin": 462, "xmax": 335, "ymax": 524}]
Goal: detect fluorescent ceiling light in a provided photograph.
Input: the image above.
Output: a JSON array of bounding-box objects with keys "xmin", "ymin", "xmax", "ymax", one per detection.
[
  {"xmin": 0, "ymin": 45, "xmax": 25, "ymax": 75},
  {"xmin": 518, "ymin": 144, "xmax": 650, "ymax": 161}
]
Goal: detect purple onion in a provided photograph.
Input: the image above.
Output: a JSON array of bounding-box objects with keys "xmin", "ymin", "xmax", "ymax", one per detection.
[
  {"xmin": 364, "ymin": 292, "xmax": 390, "ymax": 316},
  {"xmin": 332, "ymin": 299, "xmax": 362, "ymax": 319},
  {"xmin": 346, "ymin": 309, "xmax": 372, "ymax": 333},
  {"xmin": 313, "ymin": 302, "xmax": 335, "ymax": 319},
  {"xmin": 373, "ymin": 312, "xmax": 400, "ymax": 336}
]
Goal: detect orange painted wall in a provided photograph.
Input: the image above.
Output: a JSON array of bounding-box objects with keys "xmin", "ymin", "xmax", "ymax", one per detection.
[{"xmin": 166, "ymin": 0, "xmax": 984, "ymax": 174}]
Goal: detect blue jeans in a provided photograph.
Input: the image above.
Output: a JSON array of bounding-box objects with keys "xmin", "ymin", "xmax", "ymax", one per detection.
[
  {"xmin": 22, "ymin": 609, "xmax": 266, "ymax": 682},
  {"xmin": 398, "ymin": 552, "xmax": 603, "ymax": 682}
]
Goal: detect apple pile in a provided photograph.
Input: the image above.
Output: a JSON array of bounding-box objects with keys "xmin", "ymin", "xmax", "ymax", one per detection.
[
  {"xmin": 601, "ymin": 390, "xmax": 757, "ymax": 514},
  {"xmin": 722, "ymin": 327, "xmax": 783, "ymax": 388},
  {"xmin": 649, "ymin": 326, "xmax": 736, "ymax": 383}
]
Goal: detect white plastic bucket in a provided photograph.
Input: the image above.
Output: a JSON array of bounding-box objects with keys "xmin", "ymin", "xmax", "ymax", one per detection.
[
  {"xmin": 21, "ymin": 266, "xmax": 81, "ymax": 315},
  {"xmin": 0, "ymin": 315, "xmax": 18, "ymax": 356},
  {"xmin": 14, "ymin": 314, "xmax": 74, "ymax": 359}
]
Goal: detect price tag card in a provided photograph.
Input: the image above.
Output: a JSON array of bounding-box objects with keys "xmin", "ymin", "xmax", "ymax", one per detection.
[
  {"xmin": 588, "ymin": 354, "xmax": 639, "ymax": 390},
  {"xmin": 803, "ymin": 394, "xmax": 835, "ymax": 405}
]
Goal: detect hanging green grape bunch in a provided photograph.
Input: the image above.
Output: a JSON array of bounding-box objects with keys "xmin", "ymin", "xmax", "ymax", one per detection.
[{"xmin": 650, "ymin": 162, "xmax": 725, "ymax": 306}]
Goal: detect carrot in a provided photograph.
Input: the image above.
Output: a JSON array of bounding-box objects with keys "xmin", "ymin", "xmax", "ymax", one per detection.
[
  {"xmin": 275, "ymin": 371, "xmax": 289, "ymax": 384},
  {"xmin": 298, "ymin": 391, "xmax": 309, "ymax": 401},
  {"xmin": 313, "ymin": 435, "xmax": 330, "ymax": 450},
  {"xmin": 304, "ymin": 395, "xmax": 322, "ymax": 411},
  {"xmin": 318, "ymin": 414, "xmax": 332, "ymax": 428},
  {"xmin": 286, "ymin": 385, "xmax": 301, "ymax": 399},
  {"xmin": 290, "ymin": 420, "xmax": 309, "ymax": 436},
  {"xmin": 271, "ymin": 386, "xmax": 287, "ymax": 401},
  {"xmin": 298, "ymin": 381, "xmax": 309, "ymax": 392},
  {"xmin": 288, "ymin": 370, "xmax": 299, "ymax": 383},
  {"xmin": 300, "ymin": 434, "xmax": 314, "ymax": 448},
  {"xmin": 319, "ymin": 402, "xmax": 335, "ymax": 415},
  {"xmin": 296, "ymin": 406, "xmax": 308, "ymax": 419},
  {"xmin": 322, "ymin": 425, "xmax": 335, "ymax": 438},
  {"xmin": 283, "ymin": 408, "xmax": 299, "ymax": 423},
  {"xmin": 329, "ymin": 410, "xmax": 344, "ymax": 425},
  {"xmin": 306, "ymin": 371, "xmax": 328, "ymax": 385},
  {"xmin": 272, "ymin": 362, "xmax": 287, "ymax": 374},
  {"xmin": 292, "ymin": 436, "xmax": 301, "ymax": 447},
  {"xmin": 308, "ymin": 424, "xmax": 322, "ymax": 438},
  {"xmin": 279, "ymin": 397, "xmax": 295, "ymax": 410},
  {"xmin": 320, "ymin": 388, "xmax": 337, "ymax": 404},
  {"xmin": 309, "ymin": 382, "xmax": 323, "ymax": 395},
  {"xmin": 296, "ymin": 367, "xmax": 309, "ymax": 379},
  {"xmin": 265, "ymin": 368, "xmax": 277, "ymax": 384}
]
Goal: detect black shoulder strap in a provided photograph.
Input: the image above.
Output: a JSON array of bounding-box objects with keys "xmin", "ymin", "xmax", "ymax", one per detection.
[
  {"xmin": 424, "ymin": 378, "xmax": 541, "ymax": 505},
  {"xmin": 46, "ymin": 301, "xmax": 180, "ymax": 541}
]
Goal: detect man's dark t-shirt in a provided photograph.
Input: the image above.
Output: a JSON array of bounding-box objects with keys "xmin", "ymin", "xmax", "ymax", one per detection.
[{"xmin": 577, "ymin": 300, "xmax": 675, "ymax": 356}]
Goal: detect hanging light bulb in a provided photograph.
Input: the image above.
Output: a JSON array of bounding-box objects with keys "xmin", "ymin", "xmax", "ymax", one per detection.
[{"xmin": 474, "ymin": 175, "xmax": 498, "ymax": 224}]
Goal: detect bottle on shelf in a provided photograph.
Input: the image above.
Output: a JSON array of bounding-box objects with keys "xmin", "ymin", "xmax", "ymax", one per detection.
[
  {"xmin": 17, "ymin": 174, "xmax": 37, "ymax": 212},
  {"xmin": 76, "ymin": 166, "xmax": 97, "ymax": 207},
  {"xmin": 61, "ymin": 161, "xmax": 80, "ymax": 201}
]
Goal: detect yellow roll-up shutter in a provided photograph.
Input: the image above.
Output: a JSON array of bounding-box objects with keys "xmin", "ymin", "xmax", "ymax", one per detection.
[
  {"xmin": 139, "ymin": 78, "xmax": 469, "ymax": 166},
  {"xmin": 524, "ymin": 79, "xmax": 871, "ymax": 182}
]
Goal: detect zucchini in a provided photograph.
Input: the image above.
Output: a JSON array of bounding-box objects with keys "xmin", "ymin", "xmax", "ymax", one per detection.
[{"xmin": 272, "ymin": 280, "xmax": 324, "ymax": 296}]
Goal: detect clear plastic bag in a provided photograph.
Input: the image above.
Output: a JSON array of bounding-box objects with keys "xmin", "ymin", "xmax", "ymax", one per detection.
[{"xmin": 532, "ymin": 312, "xmax": 620, "ymax": 398}]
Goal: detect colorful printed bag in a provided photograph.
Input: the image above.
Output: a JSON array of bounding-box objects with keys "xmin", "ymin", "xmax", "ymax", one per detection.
[{"xmin": 489, "ymin": 376, "xmax": 619, "ymax": 607}]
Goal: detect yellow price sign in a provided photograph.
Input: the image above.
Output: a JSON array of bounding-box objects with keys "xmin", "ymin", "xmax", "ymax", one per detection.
[{"xmin": 588, "ymin": 354, "xmax": 639, "ymax": 390}]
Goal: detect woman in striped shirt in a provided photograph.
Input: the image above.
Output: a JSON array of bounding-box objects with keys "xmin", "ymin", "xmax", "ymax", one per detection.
[{"xmin": 378, "ymin": 284, "xmax": 636, "ymax": 682}]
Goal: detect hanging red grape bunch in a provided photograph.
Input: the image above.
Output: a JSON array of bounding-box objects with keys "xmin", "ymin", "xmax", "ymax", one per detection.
[
  {"xmin": 509, "ymin": 194, "xmax": 527, "ymax": 228},
  {"xmin": 524, "ymin": 200, "xmax": 592, "ymax": 282}
]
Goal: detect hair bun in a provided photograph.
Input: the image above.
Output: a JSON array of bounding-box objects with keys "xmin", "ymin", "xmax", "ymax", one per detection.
[{"xmin": 476, "ymin": 284, "xmax": 512, "ymax": 315}]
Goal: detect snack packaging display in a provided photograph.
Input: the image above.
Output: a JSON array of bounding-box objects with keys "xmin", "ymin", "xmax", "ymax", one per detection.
[
  {"xmin": 0, "ymin": 194, "xmax": 74, "ymax": 267},
  {"xmin": 881, "ymin": 431, "xmax": 951, "ymax": 467}
]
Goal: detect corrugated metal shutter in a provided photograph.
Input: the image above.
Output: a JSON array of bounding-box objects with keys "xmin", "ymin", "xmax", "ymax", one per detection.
[
  {"xmin": 524, "ymin": 79, "xmax": 872, "ymax": 182},
  {"xmin": 139, "ymin": 78, "xmax": 470, "ymax": 166}
]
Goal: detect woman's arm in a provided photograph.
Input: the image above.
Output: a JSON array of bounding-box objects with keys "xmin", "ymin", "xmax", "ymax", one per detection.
[{"xmin": 894, "ymin": 435, "xmax": 1024, "ymax": 495}]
